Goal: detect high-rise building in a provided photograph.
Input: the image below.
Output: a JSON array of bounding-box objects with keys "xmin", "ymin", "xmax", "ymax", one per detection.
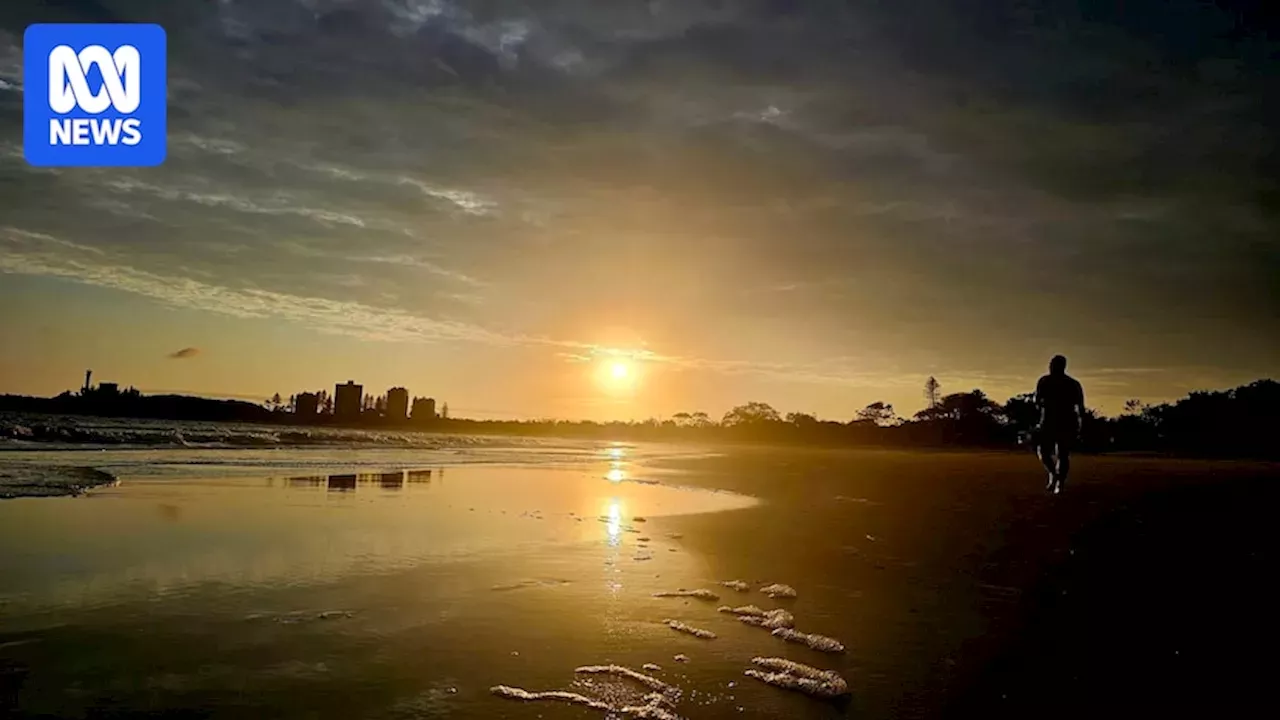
[
  {"xmin": 334, "ymin": 381, "xmax": 363, "ymax": 420},
  {"xmin": 386, "ymin": 387, "xmax": 409, "ymax": 421},
  {"xmin": 295, "ymin": 392, "xmax": 320, "ymax": 417},
  {"xmin": 411, "ymin": 397, "xmax": 437, "ymax": 421}
]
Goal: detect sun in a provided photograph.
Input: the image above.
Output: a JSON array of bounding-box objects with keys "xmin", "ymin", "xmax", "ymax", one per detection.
[
  {"xmin": 610, "ymin": 361, "xmax": 630, "ymax": 380},
  {"xmin": 596, "ymin": 356, "xmax": 640, "ymax": 394}
]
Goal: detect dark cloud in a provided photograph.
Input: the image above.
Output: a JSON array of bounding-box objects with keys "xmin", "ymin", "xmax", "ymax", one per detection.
[{"xmin": 168, "ymin": 347, "xmax": 200, "ymax": 360}]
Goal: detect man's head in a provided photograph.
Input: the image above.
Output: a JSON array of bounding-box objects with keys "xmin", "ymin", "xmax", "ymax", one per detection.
[{"xmin": 1049, "ymin": 355, "xmax": 1068, "ymax": 375}]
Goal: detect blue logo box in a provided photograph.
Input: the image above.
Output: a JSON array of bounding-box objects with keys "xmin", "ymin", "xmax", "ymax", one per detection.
[{"xmin": 23, "ymin": 23, "xmax": 167, "ymax": 167}]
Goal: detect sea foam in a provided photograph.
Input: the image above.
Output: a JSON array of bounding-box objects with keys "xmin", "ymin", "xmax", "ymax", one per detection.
[
  {"xmin": 719, "ymin": 580, "xmax": 750, "ymax": 592},
  {"xmin": 619, "ymin": 703, "xmax": 684, "ymax": 719},
  {"xmin": 744, "ymin": 657, "xmax": 849, "ymax": 699},
  {"xmin": 653, "ymin": 589, "xmax": 719, "ymax": 601},
  {"xmin": 717, "ymin": 604, "xmax": 766, "ymax": 616},
  {"xmin": 573, "ymin": 665, "xmax": 674, "ymax": 694},
  {"xmin": 725, "ymin": 606, "xmax": 796, "ymax": 630},
  {"xmin": 760, "ymin": 583, "xmax": 798, "ymax": 598},
  {"xmin": 771, "ymin": 627, "xmax": 846, "ymax": 653},
  {"xmin": 664, "ymin": 620, "xmax": 716, "ymax": 639},
  {"xmin": 490, "ymin": 685, "xmax": 612, "ymax": 711}
]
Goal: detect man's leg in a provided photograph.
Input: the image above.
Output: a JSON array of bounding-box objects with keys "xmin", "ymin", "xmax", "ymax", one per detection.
[
  {"xmin": 1036, "ymin": 435, "xmax": 1057, "ymax": 490},
  {"xmin": 1055, "ymin": 440, "xmax": 1072, "ymax": 491}
]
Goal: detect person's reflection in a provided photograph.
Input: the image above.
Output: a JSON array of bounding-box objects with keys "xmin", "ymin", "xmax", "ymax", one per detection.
[{"xmin": 327, "ymin": 474, "xmax": 357, "ymax": 492}]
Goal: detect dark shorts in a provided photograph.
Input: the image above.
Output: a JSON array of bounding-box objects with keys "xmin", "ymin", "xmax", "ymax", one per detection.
[{"xmin": 1035, "ymin": 426, "xmax": 1075, "ymax": 454}]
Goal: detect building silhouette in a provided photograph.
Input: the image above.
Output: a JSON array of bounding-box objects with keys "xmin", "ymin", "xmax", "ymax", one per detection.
[
  {"xmin": 334, "ymin": 381, "xmax": 363, "ymax": 420},
  {"xmin": 386, "ymin": 388, "xmax": 409, "ymax": 421},
  {"xmin": 412, "ymin": 396, "xmax": 437, "ymax": 421},
  {"xmin": 99, "ymin": 382, "xmax": 119, "ymax": 395},
  {"xmin": 295, "ymin": 392, "xmax": 320, "ymax": 417}
]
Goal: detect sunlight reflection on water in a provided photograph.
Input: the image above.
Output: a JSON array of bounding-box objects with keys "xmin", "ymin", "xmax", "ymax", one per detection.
[{"xmin": 605, "ymin": 497, "xmax": 623, "ymax": 548}]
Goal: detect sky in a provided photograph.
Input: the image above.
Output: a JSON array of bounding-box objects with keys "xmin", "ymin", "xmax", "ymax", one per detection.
[{"xmin": 0, "ymin": 0, "xmax": 1277, "ymax": 421}]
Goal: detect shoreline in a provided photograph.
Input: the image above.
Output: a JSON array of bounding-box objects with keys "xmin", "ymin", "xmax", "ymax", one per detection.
[{"xmin": 6, "ymin": 409, "xmax": 1277, "ymax": 461}]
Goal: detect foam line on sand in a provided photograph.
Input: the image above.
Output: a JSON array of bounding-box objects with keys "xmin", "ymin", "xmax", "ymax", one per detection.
[
  {"xmin": 653, "ymin": 589, "xmax": 719, "ymax": 601},
  {"xmin": 771, "ymin": 627, "xmax": 846, "ymax": 653},
  {"xmin": 744, "ymin": 657, "xmax": 850, "ymax": 699},
  {"xmin": 490, "ymin": 685, "xmax": 612, "ymax": 711},
  {"xmin": 573, "ymin": 665, "xmax": 674, "ymax": 694},
  {"xmin": 718, "ymin": 605, "xmax": 795, "ymax": 629},
  {"xmin": 759, "ymin": 583, "xmax": 798, "ymax": 598},
  {"xmin": 664, "ymin": 620, "xmax": 717, "ymax": 639}
]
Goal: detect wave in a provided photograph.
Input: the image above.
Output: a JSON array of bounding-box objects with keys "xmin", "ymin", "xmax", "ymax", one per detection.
[
  {"xmin": 0, "ymin": 463, "xmax": 118, "ymax": 498},
  {"xmin": 0, "ymin": 414, "xmax": 556, "ymax": 450}
]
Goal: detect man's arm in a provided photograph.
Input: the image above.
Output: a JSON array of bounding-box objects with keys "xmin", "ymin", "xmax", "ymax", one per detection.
[
  {"xmin": 1074, "ymin": 381, "xmax": 1086, "ymax": 435},
  {"xmin": 1033, "ymin": 377, "xmax": 1048, "ymax": 428}
]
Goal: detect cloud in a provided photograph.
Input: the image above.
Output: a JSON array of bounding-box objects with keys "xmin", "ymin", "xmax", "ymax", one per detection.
[
  {"xmin": 352, "ymin": 255, "xmax": 489, "ymax": 288},
  {"xmin": 104, "ymin": 178, "xmax": 369, "ymax": 229},
  {"xmin": 297, "ymin": 163, "xmax": 499, "ymax": 217},
  {"xmin": 168, "ymin": 347, "xmax": 201, "ymax": 360},
  {"xmin": 2, "ymin": 227, "xmax": 920, "ymax": 389},
  {"xmin": 0, "ymin": 251, "xmax": 514, "ymax": 345}
]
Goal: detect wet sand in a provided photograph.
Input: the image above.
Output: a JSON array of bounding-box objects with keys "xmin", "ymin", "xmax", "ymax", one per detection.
[
  {"xmin": 651, "ymin": 448, "xmax": 1280, "ymax": 719},
  {"xmin": 2, "ymin": 446, "xmax": 1277, "ymax": 719}
]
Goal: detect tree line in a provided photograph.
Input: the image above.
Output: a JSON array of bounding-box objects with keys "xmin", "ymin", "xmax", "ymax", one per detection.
[{"xmin": 418, "ymin": 377, "xmax": 1280, "ymax": 460}]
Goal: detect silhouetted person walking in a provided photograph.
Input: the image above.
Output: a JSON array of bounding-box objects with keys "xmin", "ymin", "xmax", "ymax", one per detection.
[{"xmin": 1034, "ymin": 355, "xmax": 1085, "ymax": 494}]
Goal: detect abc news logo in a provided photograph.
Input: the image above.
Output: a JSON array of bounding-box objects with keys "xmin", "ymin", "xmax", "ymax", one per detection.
[
  {"xmin": 24, "ymin": 24, "xmax": 167, "ymax": 167},
  {"xmin": 48, "ymin": 44, "xmax": 144, "ymax": 146}
]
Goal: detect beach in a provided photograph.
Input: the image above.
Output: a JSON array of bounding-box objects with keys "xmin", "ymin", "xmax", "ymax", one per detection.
[{"xmin": 2, "ymin": 428, "xmax": 1277, "ymax": 719}]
